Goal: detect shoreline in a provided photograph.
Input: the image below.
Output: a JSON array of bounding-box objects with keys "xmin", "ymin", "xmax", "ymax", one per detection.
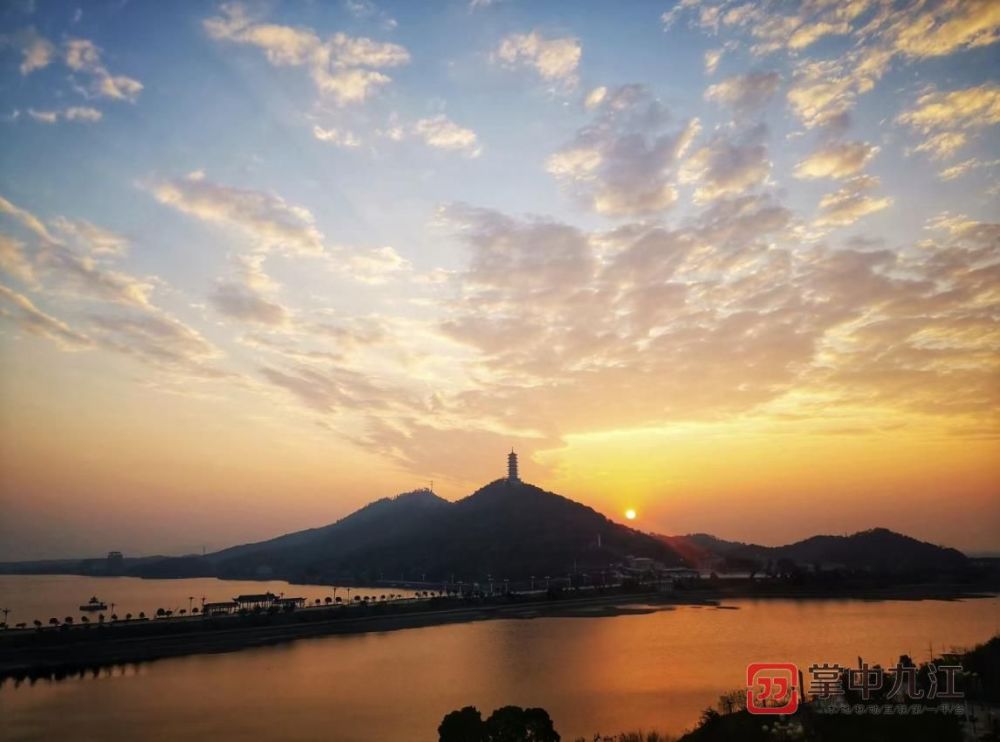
[{"xmin": 2, "ymin": 584, "xmax": 996, "ymax": 685}]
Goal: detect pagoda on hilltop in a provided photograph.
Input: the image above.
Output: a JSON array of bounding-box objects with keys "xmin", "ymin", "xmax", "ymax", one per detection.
[{"xmin": 507, "ymin": 449, "xmax": 520, "ymax": 482}]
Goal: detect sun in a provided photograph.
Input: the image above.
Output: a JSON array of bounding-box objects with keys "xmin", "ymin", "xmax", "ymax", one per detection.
[{"xmin": 625, "ymin": 509, "xmax": 637, "ymax": 521}]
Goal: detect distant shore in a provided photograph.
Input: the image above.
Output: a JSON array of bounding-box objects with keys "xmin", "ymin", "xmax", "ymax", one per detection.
[{"xmin": 1, "ymin": 581, "xmax": 997, "ymax": 685}]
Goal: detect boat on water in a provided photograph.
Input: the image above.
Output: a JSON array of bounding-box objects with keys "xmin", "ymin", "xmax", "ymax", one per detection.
[{"xmin": 79, "ymin": 596, "xmax": 107, "ymax": 611}]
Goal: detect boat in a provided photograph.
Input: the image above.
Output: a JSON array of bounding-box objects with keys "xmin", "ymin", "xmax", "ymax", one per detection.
[{"xmin": 79, "ymin": 596, "xmax": 108, "ymax": 611}]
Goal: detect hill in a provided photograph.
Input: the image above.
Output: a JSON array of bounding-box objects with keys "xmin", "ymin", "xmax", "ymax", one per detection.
[
  {"xmin": 659, "ymin": 527, "xmax": 969, "ymax": 574},
  {"xmin": 136, "ymin": 480, "xmax": 685, "ymax": 584}
]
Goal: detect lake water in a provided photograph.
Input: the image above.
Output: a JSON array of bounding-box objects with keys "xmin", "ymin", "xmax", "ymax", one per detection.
[
  {"xmin": 0, "ymin": 574, "xmax": 419, "ymax": 627},
  {"xmin": 0, "ymin": 576, "xmax": 997, "ymax": 742}
]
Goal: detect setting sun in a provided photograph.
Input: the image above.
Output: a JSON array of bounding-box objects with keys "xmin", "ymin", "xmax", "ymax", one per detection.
[{"xmin": 625, "ymin": 509, "xmax": 637, "ymax": 521}]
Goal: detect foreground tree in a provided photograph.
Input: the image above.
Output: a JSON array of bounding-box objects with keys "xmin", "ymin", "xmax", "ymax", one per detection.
[
  {"xmin": 485, "ymin": 706, "xmax": 559, "ymax": 742},
  {"xmin": 438, "ymin": 706, "xmax": 485, "ymax": 742},
  {"xmin": 438, "ymin": 705, "xmax": 559, "ymax": 742}
]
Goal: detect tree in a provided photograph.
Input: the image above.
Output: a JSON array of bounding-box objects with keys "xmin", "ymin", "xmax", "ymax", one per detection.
[
  {"xmin": 484, "ymin": 706, "xmax": 560, "ymax": 742},
  {"xmin": 325, "ymin": 597, "xmax": 332, "ymax": 605},
  {"xmin": 439, "ymin": 706, "xmax": 559, "ymax": 742},
  {"xmin": 49, "ymin": 618, "xmax": 59, "ymax": 627},
  {"xmin": 64, "ymin": 617, "xmax": 73, "ymax": 625},
  {"xmin": 156, "ymin": 608, "xmax": 166, "ymax": 617},
  {"xmin": 438, "ymin": 706, "xmax": 485, "ymax": 742},
  {"xmin": 138, "ymin": 612, "xmax": 146, "ymax": 620},
  {"xmin": 33, "ymin": 619, "xmax": 42, "ymax": 630},
  {"xmin": 124, "ymin": 613, "xmax": 132, "ymax": 621}
]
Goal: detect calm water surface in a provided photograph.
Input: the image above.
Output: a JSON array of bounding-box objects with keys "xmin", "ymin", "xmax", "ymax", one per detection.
[
  {"xmin": 0, "ymin": 574, "xmax": 418, "ymax": 627},
  {"xmin": 0, "ymin": 576, "xmax": 997, "ymax": 742}
]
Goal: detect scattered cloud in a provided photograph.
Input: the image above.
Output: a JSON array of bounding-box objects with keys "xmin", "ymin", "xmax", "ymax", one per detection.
[
  {"xmin": 64, "ymin": 38, "xmax": 143, "ymax": 102},
  {"xmin": 705, "ymin": 71, "xmax": 781, "ymax": 116},
  {"xmin": 816, "ymin": 175, "xmax": 892, "ymax": 227},
  {"xmin": 148, "ymin": 172, "xmax": 326, "ymax": 256},
  {"xmin": 937, "ymin": 157, "xmax": 1000, "ymax": 181},
  {"xmin": 794, "ymin": 140, "xmax": 879, "ymax": 179},
  {"xmin": 313, "ymin": 125, "xmax": 361, "ymax": 148},
  {"xmin": 495, "ymin": 30, "xmax": 581, "ymax": 89},
  {"xmin": 343, "ymin": 0, "xmax": 397, "ymax": 30},
  {"xmin": 0, "ymin": 282, "xmax": 91, "ymax": 349},
  {"xmin": 1, "ymin": 27, "xmax": 55, "ymax": 75},
  {"xmin": 413, "ymin": 115, "xmax": 481, "ymax": 157},
  {"xmin": 680, "ymin": 124, "xmax": 771, "ymax": 202},
  {"xmin": 26, "ymin": 105, "xmax": 102, "ymax": 124},
  {"xmin": 897, "ymin": 83, "xmax": 1000, "ymax": 160},
  {"xmin": 547, "ymin": 85, "xmax": 699, "ymax": 215},
  {"xmin": 204, "ymin": 2, "xmax": 409, "ymax": 105}
]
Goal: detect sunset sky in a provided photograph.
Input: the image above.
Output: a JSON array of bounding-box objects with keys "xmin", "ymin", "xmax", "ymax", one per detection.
[{"xmin": 0, "ymin": 0, "xmax": 997, "ymax": 560}]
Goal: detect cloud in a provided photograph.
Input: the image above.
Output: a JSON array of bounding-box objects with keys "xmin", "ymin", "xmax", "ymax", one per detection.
[
  {"xmin": 680, "ymin": 125, "xmax": 771, "ymax": 202},
  {"xmin": 897, "ymin": 83, "xmax": 1000, "ymax": 160},
  {"xmin": 25, "ymin": 104, "xmax": 102, "ymax": 126},
  {"xmin": 208, "ymin": 254, "xmax": 289, "ymax": 326},
  {"xmin": 149, "ymin": 172, "xmax": 325, "ymax": 255},
  {"xmin": 794, "ymin": 140, "xmax": 879, "ymax": 179},
  {"xmin": 786, "ymin": 58, "xmax": 877, "ymax": 129},
  {"xmin": 0, "ymin": 194, "xmax": 59, "ymax": 243},
  {"xmin": 313, "ymin": 125, "xmax": 361, "ymax": 148},
  {"xmin": 38, "ymin": 246, "xmax": 154, "ymax": 307},
  {"xmin": 260, "ymin": 364, "xmax": 389, "ymax": 413},
  {"xmin": 51, "ymin": 217, "xmax": 129, "ymax": 257},
  {"xmin": 886, "ymin": 0, "xmax": 1000, "ymax": 59},
  {"xmin": 704, "ymin": 71, "xmax": 781, "ymax": 115},
  {"xmin": 343, "ymin": 246, "xmax": 411, "ymax": 284},
  {"xmin": 88, "ymin": 309, "xmax": 224, "ymax": 378},
  {"xmin": 665, "ymin": 0, "xmax": 1000, "ymax": 130},
  {"xmin": 26, "ymin": 108, "xmax": 57, "ymax": 124},
  {"xmin": 937, "ymin": 157, "xmax": 1000, "ymax": 181},
  {"xmin": 495, "ymin": 30, "xmax": 581, "ymax": 89},
  {"xmin": 816, "ymin": 175, "xmax": 892, "ymax": 227},
  {"xmin": 0, "ymin": 196, "xmax": 227, "ymax": 381},
  {"xmin": 546, "ymin": 85, "xmax": 700, "ymax": 215},
  {"xmin": 343, "ymin": 0, "xmax": 397, "ymax": 30},
  {"xmin": 1, "ymin": 27, "xmax": 54, "ymax": 75},
  {"xmin": 209, "ymin": 281, "xmax": 288, "ymax": 325},
  {"xmin": 412, "ymin": 115, "xmax": 481, "ymax": 157},
  {"xmin": 64, "ymin": 38, "xmax": 143, "ymax": 102},
  {"xmin": 0, "ymin": 282, "xmax": 91, "ymax": 350},
  {"xmin": 704, "ymin": 48, "xmax": 724, "ymax": 75},
  {"xmin": 204, "ymin": 2, "xmax": 409, "ymax": 105},
  {"xmin": 0, "ymin": 234, "xmax": 36, "ymax": 286}
]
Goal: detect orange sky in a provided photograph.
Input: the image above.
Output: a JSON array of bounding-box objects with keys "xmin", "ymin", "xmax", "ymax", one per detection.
[{"xmin": 1, "ymin": 1, "xmax": 998, "ymax": 559}]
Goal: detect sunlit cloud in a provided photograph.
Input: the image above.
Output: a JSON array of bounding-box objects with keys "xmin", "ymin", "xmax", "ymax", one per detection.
[
  {"xmin": 547, "ymin": 85, "xmax": 699, "ymax": 215},
  {"xmin": 64, "ymin": 38, "xmax": 143, "ymax": 102},
  {"xmin": 704, "ymin": 71, "xmax": 781, "ymax": 116},
  {"xmin": 413, "ymin": 115, "xmax": 482, "ymax": 158},
  {"xmin": 148, "ymin": 172, "xmax": 326, "ymax": 256},
  {"xmin": 815, "ymin": 175, "xmax": 892, "ymax": 227},
  {"xmin": 203, "ymin": 2, "xmax": 409, "ymax": 105},
  {"xmin": 898, "ymin": 83, "xmax": 1000, "ymax": 160},
  {"xmin": 1, "ymin": 26, "xmax": 55, "ymax": 75},
  {"xmin": 794, "ymin": 140, "xmax": 879, "ymax": 180},
  {"xmin": 0, "ymin": 282, "xmax": 91, "ymax": 350},
  {"xmin": 495, "ymin": 30, "xmax": 581, "ymax": 89}
]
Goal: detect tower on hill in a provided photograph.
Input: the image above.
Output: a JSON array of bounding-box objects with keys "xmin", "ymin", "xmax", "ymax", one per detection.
[{"xmin": 508, "ymin": 449, "xmax": 519, "ymax": 482}]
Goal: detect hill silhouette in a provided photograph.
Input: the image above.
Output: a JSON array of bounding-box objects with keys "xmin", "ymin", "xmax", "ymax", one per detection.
[
  {"xmin": 136, "ymin": 480, "xmax": 685, "ymax": 584},
  {"xmin": 660, "ymin": 527, "xmax": 968, "ymax": 574}
]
